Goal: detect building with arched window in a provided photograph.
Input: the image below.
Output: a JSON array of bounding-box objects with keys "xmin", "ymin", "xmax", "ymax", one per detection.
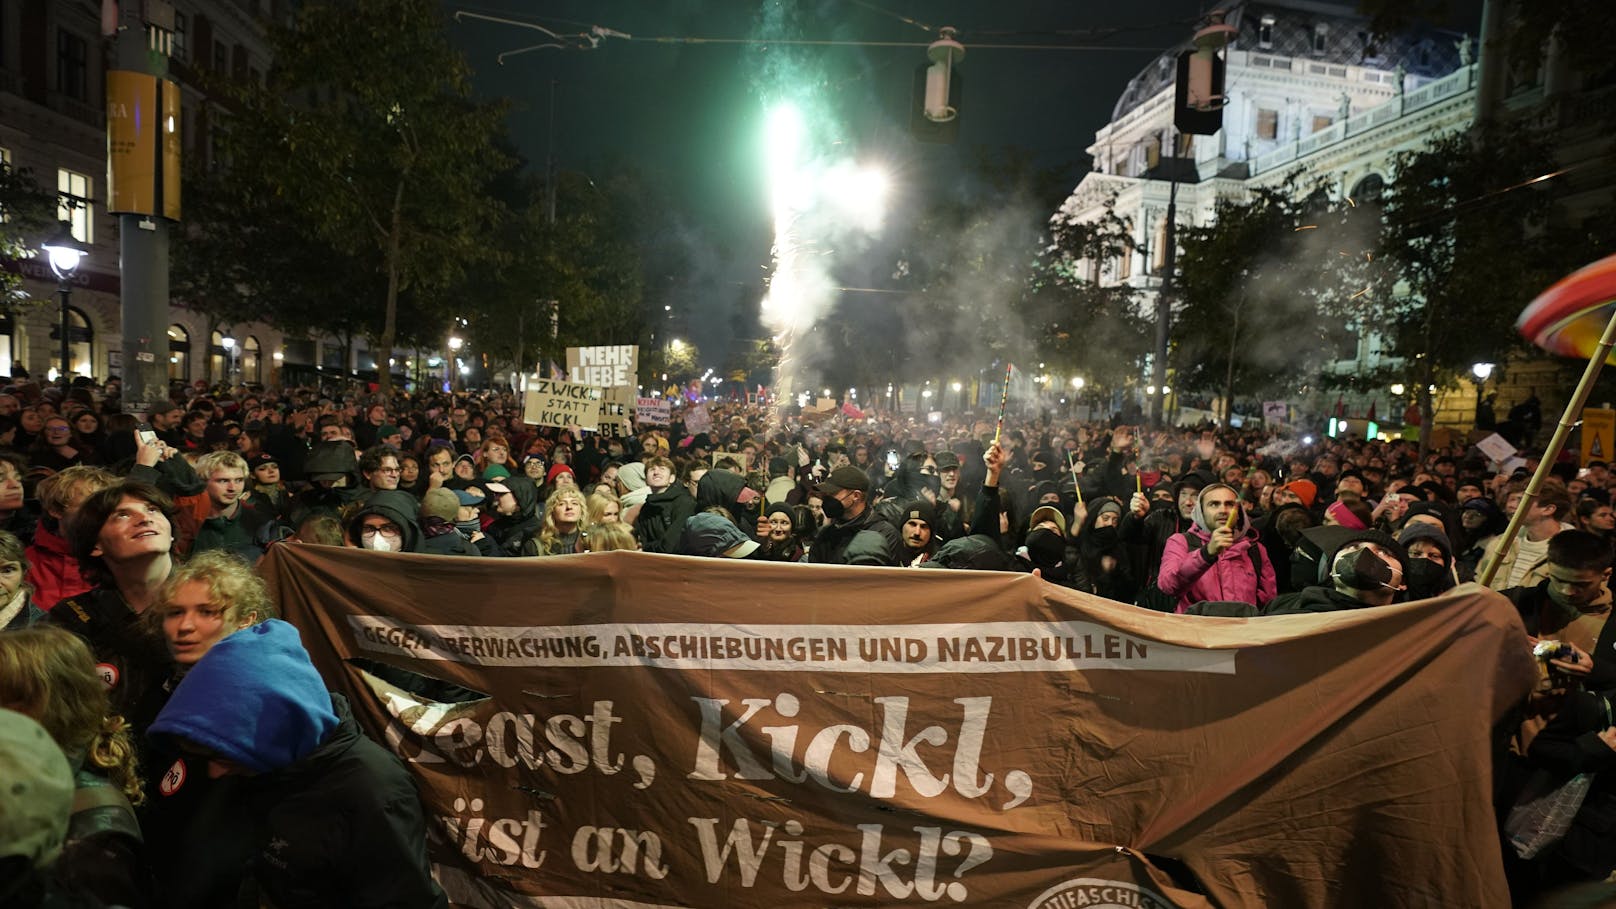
[
  {"xmin": 167, "ymin": 324, "xmax": 191, "ymax": 381},
  {"xmin": 1051, "ymin": 0, "xmax": 1474, "ymax": 420},
  {"xmin": 241, "ymin": 335, "xmax": 261, "ymax": 383}
]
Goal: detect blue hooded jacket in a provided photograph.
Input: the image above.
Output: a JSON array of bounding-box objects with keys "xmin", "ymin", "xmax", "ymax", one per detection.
[{"xmin": 148, "ymin": 620, "xmax": 337, "ymax": 773}]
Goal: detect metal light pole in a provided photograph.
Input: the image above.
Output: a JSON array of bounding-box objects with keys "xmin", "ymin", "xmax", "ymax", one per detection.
[
  {"xmin": 1151, "ymin": 150, "xmax": 1179, "ymax": 428},
  {"xmin": 41, "ymin": 221, "xmax": 88, "ymax": 383}
]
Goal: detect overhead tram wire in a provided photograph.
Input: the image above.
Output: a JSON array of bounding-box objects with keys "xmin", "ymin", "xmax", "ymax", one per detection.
[
  {"xmin": 843, "ymin": 0, "xmax": 938, "ymax": 34},
  {"xmin": 453, "ymin": 8, "xmax": 1171, "ymax": 57}
]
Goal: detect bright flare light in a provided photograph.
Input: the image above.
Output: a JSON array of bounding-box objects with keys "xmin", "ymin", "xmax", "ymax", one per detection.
[
  {"xmin": 758, "ymin": 99, "xmax": 892, "ymax": 416},
  {"xmin": 821, "ymin": 161, "xmax": 889, "ymax": 232}
]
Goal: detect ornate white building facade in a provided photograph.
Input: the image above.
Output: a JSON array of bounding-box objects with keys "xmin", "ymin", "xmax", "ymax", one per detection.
[{"xmin": 1052, "ymin": 0, "xmax": 1473, "ymax": 415}]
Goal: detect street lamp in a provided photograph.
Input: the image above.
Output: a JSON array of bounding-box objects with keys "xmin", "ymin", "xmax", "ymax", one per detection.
[
  {"xmin": 1471, "ymin": 362, "xmax": 1496, "ymax": 429},
  {"xmin": 221, "ymin": 331, "xmax": 237, "ymax": 382},
  {"xmin": 447, "ymin": 334, "xmax": 464, "ymax": 391},
  {"xmin": 41, "ymin": 221, "xmax": 88, "ymax": 383},
  {"xmin": 1391, "ymin": 382, "xmax": 1405, "ymax": 396},
  {"xmin": 1071, "ymin": 376, "xmax": 1085, "ymax": 390}
]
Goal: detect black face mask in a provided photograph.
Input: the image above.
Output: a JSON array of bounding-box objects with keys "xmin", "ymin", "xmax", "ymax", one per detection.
[
  {"xmin": 820, "ymin": 494, "xmax": 846, "ymax": 522},
  {"xmin": 1333, "ymin": 546, "xmax": 1399, "ymax": 592},
  {"xmin": 1026, "ymin": 527, "xmax": 1066, "ymax": 569},
  {"xmin": 923, "ymin": 474, "xmax": 942, "ymax": 495},
  {"xmin": 1086, "ymin": 525, "xmax": 1120, "ymax": 548},
  {"xmin": 1404, "ymin": 560, "xmax": 1454, "ymax": 599}
]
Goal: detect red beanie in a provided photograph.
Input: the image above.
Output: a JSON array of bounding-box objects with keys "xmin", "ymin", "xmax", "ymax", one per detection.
[{"xmin": 546, "ymin": 463, "xmax": 574, "ymax": 486}]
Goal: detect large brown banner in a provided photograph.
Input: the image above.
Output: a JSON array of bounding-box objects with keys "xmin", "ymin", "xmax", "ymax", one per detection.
[{"xmin": 263, "ymin": 547, "xmax": 1536, "ymax": 908}]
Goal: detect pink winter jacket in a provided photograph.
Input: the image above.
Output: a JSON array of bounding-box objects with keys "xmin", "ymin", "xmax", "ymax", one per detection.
[{"xmin": 1156, "ymin": 516, "xmax": 1277, "ymax": 614}]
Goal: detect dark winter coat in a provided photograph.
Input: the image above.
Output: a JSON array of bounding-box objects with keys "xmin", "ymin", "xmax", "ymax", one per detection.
[
  {"xmin": 806, "ymin": 505, "xmax": 901, "ymax": 566},
  {"xmin": 235, "ymin": 696, "xmax": 446, "ymax": 909},
  {"xmin": 47, "ymin": 586, "xmax": 171, "ymax": 736},
  {"xmin": 636, "ymin": 485, "xmax": 696, "ymax": 554}
]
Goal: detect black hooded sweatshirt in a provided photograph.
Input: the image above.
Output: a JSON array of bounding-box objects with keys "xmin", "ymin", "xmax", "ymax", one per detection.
[
  {"xmin": 484, "ymin": 476, "xmax": 542, "ymax": 557},
  {"xmin": 696, "ymin": 470, "xmax": 751, "ymax": 530},
  {"xmin": 637, "ymin": 484, "xmax": 696, "ymax": 554},
  {"xmin": 344, "ymin": 490, "xmax": 424, "ymax": 553}
]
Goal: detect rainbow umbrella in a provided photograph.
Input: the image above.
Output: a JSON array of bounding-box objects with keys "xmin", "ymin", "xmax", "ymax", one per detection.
[{"xmin": 1517, "ymin": 252, "xmax": 1616, "ymax": 363}]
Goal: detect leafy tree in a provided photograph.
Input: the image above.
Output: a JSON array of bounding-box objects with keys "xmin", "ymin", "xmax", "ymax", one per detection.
[
  {"xmin": 725, "ymin": 338, "xmax": 779, "ymax": 387},
  {"xmin": 1376, "ymin": 123, "xmax": 1575, "ymax": 451},
  {"xmin": 1032, "ymin": 199, "xmax": 1151, "ymax": 397},
  {"xmin": 1173, "ymin": 182, "xmax": 1361, "ymax": 424},
  {"xmin": 174, "ymin": 0, "xmax": 509, "ymax": 393},
  {"xmin": 642, "ymin": 340, "xmax": 701, "ymax": 387},
  {"xmin": 0, "ymin": 161, "xmax": 58, "ymax": 308},
  {"xmin": 459, "ymin": 159, "xmax": 659, "ymax": 385}
]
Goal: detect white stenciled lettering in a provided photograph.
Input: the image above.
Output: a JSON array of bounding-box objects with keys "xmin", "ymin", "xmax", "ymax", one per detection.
[
  {"xmin": 570, "ymin": 825, "xmax": 670, "ymax": 879},
  {"xmin": 431, "ymin": 798, "xmax": 547, "ymax": 869},
  {"xmin": 688, "ymin": 817, "xmax": 993, "ymax": 902},
  {"xmin": 376, "ymin": 696, "xmax": 653, "ymax": 786},
  {"xmin": 688, "ymin": 693, "xmax": 1018, "ymax": 806}
]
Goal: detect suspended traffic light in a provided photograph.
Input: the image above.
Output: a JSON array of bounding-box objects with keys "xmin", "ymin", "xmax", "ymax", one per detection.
[
  {"xmin": 910, "ymin": 27, "xmax": 964, "ymax": 144},
  {"xmin": 1174, "ymin": 11, "xmax": 1236, "ymax": 135}
]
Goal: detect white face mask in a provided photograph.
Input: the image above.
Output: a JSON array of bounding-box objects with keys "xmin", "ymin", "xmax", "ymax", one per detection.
[{"xmin": 368, "ymin": 532, "xmax": 393, "ymax": 552}]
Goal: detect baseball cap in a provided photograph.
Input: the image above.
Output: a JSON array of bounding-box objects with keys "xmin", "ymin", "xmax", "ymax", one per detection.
[
  {"xmin": 679, "ymin": 513, "xmax": 760, "ymax": 558},
  {"xmin": 248, "ymin": 452, "xmax": 279, "ymax": 470},
  {"xmin": 816, "ymin": 465, "xmax": 870, "ymax": 496},
  {"xmin": 934, "ymin": 451, "xmax": 960, "ymax": 470},
  {"xmin": 1028, "ymin": 505, "xmax": 1067, "ymax": 537}
]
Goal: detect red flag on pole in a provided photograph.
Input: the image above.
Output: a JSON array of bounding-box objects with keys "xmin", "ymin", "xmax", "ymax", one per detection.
[
  {"xmin": 1334, "ymin": 395, "xmax": 1346, "ymax": 419},
  {"xmin": 101, "ymin": 0, "xmax": 119, "ymax": 36},
  {"xmin": 1366, "ymin": 399, "xmax": 1378, "ymax": 422}
]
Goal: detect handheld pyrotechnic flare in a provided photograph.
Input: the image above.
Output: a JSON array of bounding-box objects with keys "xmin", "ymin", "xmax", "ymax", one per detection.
[
  {"xmin": 1069, "ymin": 452, "xmax": 1083, "ymax": 505},
  {"xmin": 992, "ymin": 363, "xmax": 1012, "ymax": 446}
]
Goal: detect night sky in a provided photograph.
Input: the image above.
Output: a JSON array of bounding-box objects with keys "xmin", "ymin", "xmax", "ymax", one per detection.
[{"xmin": 446, "ymin": 1, "xmax": 1480, "ymax": 364}]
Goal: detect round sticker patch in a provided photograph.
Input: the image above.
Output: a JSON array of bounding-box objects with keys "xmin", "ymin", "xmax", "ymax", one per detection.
[
  {"xmin": 159, "ymin": 759, "xmax": 187, "ymax": 797},
  {"xmin": 94, "ymin": 662, "xmax": 119, "ymax": 689}
]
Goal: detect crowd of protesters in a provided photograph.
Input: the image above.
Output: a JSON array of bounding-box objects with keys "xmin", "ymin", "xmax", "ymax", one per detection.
[{"xmin": 0, "ymin": 371, "xmax": 1612, "ymax": 906}]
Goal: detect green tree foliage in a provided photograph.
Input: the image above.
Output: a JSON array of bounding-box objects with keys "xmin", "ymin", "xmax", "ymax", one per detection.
[
  {"xmin": 1031, "ymin": 199, "xmax": 1151, "ymax": 396},
  {"xmin": 1377, "ymin": 123, "xmax": 1574, "ymax": 445},
  {"xmin": 642, "ymin": 340, "xmax": 701, "ymax": 387},
  {"xmin": 459, "ymin": 164, "xmax": 650, "ymax": 383},
  {"xmin": 175, "ymin": 0, "xmax": 509, "ymax": 392},
  {"xmin": 0, "ymin": 161, "xmax": 58, "ymax": 307},
  {"xmin": 1173, "ymin": 182, "xmax": 1361, "ymax": 422}
]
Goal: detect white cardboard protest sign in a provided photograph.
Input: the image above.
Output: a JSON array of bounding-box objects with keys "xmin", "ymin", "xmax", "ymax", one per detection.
[
  {"xmin": 523, "ymin": 379, "xmax": 601, "ymax": 430},
  {"xmin": 1475, "ymin": 432, "xmax": 1517, "ymax": 465},
  {"xmin": 636, "ymin": 397, "xmax": 670, "ymax": 426},
  {"xmin": 566, "ymin": 345, "xmax": 638, "ymax": 389}
]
